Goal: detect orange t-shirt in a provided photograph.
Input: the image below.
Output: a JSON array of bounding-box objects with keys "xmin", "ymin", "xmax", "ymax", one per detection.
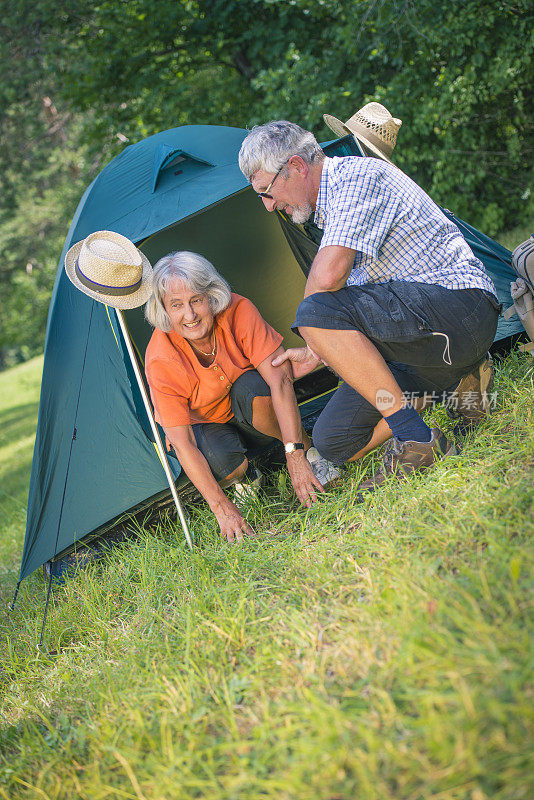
[{"xmin": 145, "ymin": 293, "xmax": 284, "ymax": 427}]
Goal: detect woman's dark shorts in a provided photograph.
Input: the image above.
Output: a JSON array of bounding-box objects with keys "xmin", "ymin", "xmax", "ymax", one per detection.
[
  {"xmin": 190, "ymin": 370, "xmax": 275, "ymax": 481},
  {"xmin": 293, "ymin": 281, "xmax": 500, "ymax": 464}
]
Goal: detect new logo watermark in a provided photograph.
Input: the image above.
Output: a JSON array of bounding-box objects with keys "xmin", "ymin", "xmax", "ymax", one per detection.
[
  {"xmin": 375, "ymin": 389, "xmax": 498, "ymax": 411},
  {"xmin": 403, "ymin": 390, "xmax": 498, "ymax": 411},
  {"xmin": 375, "ymin": 389, "xmax": 396, "ymax": 412}
]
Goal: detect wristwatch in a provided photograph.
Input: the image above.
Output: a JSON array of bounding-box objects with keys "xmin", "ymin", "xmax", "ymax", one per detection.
[{"xmin": 284, "ymin": 442, "xmax": 305, "ymax": 455}]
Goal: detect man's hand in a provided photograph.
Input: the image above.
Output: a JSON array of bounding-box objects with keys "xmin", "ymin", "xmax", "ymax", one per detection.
[
  {"xmin": 272, "ymin": 346, "xmax": 321, "ymax": 380},
  {"xmin": 213, "ymin": 498, "xmax": 254, "ymax": 543},
  {"xmin": 286, "ymin": 451, "xmax": 324, "ymax": 507}
]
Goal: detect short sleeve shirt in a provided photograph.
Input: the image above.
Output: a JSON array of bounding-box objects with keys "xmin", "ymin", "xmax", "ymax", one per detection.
[
  {"xmin": 314, "ymin": 156, "xmax": 497, "ymax": 296},
  {"xmin": 145, "ymin": 293, "xmax": 283, "ymax": 427}
]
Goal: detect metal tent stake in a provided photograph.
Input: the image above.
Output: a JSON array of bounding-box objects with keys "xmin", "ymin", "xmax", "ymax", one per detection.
[{"xmin": 115, "ymin": 309, "xmax": 193, "ymax": 550}]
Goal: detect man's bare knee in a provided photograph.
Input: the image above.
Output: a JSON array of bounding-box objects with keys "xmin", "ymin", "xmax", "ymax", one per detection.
[
  {"xmin": 299, "ymin": 325, "xmax": 323, "ymax": 347},
  {"xmin": 299, "ymin": 325, "xmax": 368, "ymax": 353}
]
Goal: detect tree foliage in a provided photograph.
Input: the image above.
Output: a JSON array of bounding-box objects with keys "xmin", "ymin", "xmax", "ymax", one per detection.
[{"xmin": 1, "ymin": 0, "xmax": 532, "ymax": 366}]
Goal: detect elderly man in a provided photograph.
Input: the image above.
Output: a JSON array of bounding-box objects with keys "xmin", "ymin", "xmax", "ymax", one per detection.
[{"xmin": 238, "ymin": 120, "xmax": 500, "ymax": 494}]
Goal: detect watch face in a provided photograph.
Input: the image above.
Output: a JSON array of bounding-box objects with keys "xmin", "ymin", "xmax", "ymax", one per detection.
[{"xmin": 285, "ymin": 442, "xmax": 303, "ymax": 454}]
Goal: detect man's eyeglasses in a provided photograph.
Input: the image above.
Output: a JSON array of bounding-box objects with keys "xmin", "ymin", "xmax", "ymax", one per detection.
[{"xmin": 256, "ymin": 158, "xmax": 290, "ymax": 199}]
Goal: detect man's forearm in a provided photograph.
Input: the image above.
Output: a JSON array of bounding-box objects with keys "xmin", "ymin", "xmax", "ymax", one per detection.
[{"xmin": 304, "ymin": 244, "xmax": 356, "ymax": 297}]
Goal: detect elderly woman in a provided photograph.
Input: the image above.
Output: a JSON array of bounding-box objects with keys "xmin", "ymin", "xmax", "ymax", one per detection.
[{"xmin": 144, "ymin": 251, "xmax": 338, "ymax": 543}]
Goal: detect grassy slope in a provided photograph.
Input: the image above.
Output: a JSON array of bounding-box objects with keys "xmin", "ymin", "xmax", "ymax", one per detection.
[
  {"xmin": 0, "ymin": 356, "xmax": 43, "ymax": 575},
  {"xmin": 0, "ymin": 347, "xmax": 533, "ymax": 799},
  {"xmin": 498, "ymin": 223, "xmax": 532, "ymax": 253}
]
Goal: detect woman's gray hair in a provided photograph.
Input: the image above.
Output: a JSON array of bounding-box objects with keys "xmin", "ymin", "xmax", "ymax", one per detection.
[
  {"xmin": 238, "ymin": 120, "xmax": 324, "ymax": 182},
  {"xmin": 145, "ymin": 251, "xmax": 231, "ymax": 332}
]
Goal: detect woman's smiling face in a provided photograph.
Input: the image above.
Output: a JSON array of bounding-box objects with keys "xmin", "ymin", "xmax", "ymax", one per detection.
[{"xmin": 163, "ymin": 279, "xmax": 215, "ymax": 346}]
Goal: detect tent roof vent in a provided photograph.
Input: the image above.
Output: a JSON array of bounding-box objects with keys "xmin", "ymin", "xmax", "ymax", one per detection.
[{"xmin": 151, "ymin": 144, "xmax": 214, "ymax": 193}]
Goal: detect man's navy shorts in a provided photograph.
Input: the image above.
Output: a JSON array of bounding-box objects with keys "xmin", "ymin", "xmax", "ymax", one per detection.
[
  {"xmin": 293, "ymin": 280, "xmax": 500, "ymax": 464},
  {"xmin": 188, "ymin": 370, "xmax": 274, "ymax": 481}
]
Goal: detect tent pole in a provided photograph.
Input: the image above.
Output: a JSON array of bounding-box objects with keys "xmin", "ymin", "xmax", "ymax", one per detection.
[
  {"xmin": 8, "ymin": 581, "xmax": 21, "ymax": 611},
  {"xmin": 115, "ymin": 309, "xmax": 193, "ymax": 550}
]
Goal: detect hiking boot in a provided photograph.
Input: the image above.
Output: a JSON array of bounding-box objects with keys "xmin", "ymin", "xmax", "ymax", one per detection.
[
  {"xmin": 306, "ymin": 446, "xmax": 341, "ymax": 488},
  {"xmin": 449, "ymin": 354, "xmax": 494, "ymax": 430},
  {"xmin": 357, "ymin": 427, "xmax": 456, "ymax": 498}
]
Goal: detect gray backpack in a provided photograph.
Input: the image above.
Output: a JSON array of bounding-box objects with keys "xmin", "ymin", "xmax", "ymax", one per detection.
[{"xmin": 503, "ymin": 234, "xmax": 534, "ymax": 354}]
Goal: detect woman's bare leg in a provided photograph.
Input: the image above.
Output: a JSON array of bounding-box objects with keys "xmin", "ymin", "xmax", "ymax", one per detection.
[
  {"xmin": 220, "ymin": 457, "xmax": 248, "ymax": 488},
  {"xmin": 347, "ymin": 418, "xmax": 392, "ymax": 462},
  {"xmin": 251, "ymin": 395, "xmax": 312, "ymax": 449}
]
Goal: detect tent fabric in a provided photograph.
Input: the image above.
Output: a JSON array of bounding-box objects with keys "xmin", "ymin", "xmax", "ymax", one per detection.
[
  {"xmin": 19, "ymin": 124, "xmax": 523, "ymax": 582},
  {"xmin": 440, "ymin": 210, "xmax": 519, "ymax": 339},
  {"xmin": 21, "ymin": 300, "xmax": 175, "ymax": 580}
]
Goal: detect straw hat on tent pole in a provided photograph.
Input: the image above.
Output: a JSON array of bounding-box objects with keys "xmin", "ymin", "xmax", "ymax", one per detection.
[
  {"xmin": 323, "ymin": 101, "xmax": 402, "ymax": 163},
  {"xmin": 64, "ymin": 230, "xmax": 193, "ymax": 549}
]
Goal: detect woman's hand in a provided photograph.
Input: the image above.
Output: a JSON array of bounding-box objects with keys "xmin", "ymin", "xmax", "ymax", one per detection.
[
  {"xmin": 213, "ymin": 497, "xmax": 255, "ymax": 543},
  {"xmin": 271, "ymin": 346, "xmax": 321, "ymax": 380},
  {"xmin": 286, "ymin": 451, "xmax": 324, "ymax": 508},
  {"xmin": 163, "ymin": 425, "xmax": 254, "ymax": 543}
]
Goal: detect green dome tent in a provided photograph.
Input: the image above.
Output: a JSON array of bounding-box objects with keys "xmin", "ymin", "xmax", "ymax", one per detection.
[{"xmin": 16, "ymin": 124, "xmax": 521, "ymax": 589}]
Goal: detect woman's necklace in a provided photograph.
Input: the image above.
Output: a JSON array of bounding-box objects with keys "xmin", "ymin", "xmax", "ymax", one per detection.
[{"xmin": 190, "ymin": 331, "xmax": 216, "ymax": 358}]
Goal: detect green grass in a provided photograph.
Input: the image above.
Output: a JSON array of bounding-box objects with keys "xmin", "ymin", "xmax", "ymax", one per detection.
[
  {"xmin": 0, "ymin": 355, "xmax": 43, "ymax": 572},
  {"xmin": 0, "ymin": 351, "xmax": 533, "ymax": 800},
  {"xmin": 498, "ymin": 223, "xmax": 532, "ymax": 253}
]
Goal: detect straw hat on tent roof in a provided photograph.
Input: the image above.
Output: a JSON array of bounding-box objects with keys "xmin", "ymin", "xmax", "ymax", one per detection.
[{"xmin": 323, "ymin": 101, "xmax": 402, "ymax": 163}]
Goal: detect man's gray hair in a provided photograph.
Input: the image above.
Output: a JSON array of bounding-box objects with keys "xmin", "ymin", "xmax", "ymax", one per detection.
[
  {"xmin": 145, "ymin": 251, "xmax": 231, "ymax": 332},
  {"xmin": 238, "ymin": 120, "xmax": 324, "ymax": 182}
]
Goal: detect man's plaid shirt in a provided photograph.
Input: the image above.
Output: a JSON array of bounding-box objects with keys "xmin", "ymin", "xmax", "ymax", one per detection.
[{"xmin": 314, "ymin": 156, "xmax": 497, "ymax": 296}]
